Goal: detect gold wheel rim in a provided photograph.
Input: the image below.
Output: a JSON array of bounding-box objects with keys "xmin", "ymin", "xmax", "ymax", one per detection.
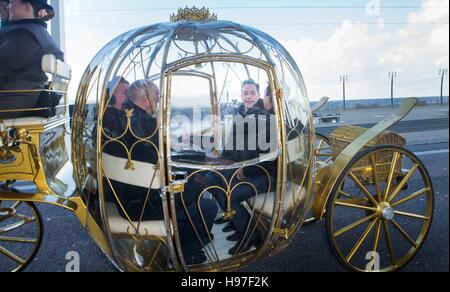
[
  {"xmin": 0, "ymin": 200, "xmax": 42, "ymax": 272},
  {"xmin": 328, "ymin": 147, "xmax": 433, "ymax": 272}
]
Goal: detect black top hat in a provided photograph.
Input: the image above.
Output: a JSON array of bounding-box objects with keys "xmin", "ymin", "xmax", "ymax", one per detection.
[
  {"xmin": 25, "ymin": 0, "xmax": 54, "ymax": 21},
  {"xmin": 28, "ymin": 0, "xmax": 54, "ymax": 11}
]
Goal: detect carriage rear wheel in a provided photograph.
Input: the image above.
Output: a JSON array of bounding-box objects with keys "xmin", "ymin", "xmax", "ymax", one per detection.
[
  {"xmin": 325, "ymin": 145, "xmax": 434, "ymax": 272},
  {"xmin": 0, "ymin": 200, "xmax": 43, "ymax": 272}
]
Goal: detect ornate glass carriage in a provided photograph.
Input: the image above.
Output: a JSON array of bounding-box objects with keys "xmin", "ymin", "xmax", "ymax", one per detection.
[{"xmin": 0, "ymin": 8, "xmax": 434, "ymax": 272}]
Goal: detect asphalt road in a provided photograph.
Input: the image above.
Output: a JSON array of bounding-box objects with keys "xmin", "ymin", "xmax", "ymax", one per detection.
[{"xmin": 10, "ymin": 141, "xmax": 446, "ymax": 273}]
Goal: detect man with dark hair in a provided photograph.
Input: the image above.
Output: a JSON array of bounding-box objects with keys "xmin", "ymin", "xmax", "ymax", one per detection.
[
  {"xmin": 205, "ymin": 79, "xmax": 275, "ymax": 255},
  {"xmin": 263, "ymin": 85, "xmax": 275, "ymax": 114},
  {"xmin": 255, "ymin": 85, "xmax": 275, "ymax": 114},
  {"xmin": 0, "ymin": 0, "xmax": 63, "ymax": 119},
  {"xmin": 0, "ymin": 0, "xmax": 9, "ymax": 27}
]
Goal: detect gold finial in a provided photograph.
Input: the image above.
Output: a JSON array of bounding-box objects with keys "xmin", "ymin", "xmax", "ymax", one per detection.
[{"xmin": 170, "ymin": 6, "xmax": 218, "ymax": 22}]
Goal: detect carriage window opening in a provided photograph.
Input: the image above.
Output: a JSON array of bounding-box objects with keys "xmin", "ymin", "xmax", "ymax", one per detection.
[{"xmin": 167, "ymin": 61, "xmax": 279, "ymax": 169}]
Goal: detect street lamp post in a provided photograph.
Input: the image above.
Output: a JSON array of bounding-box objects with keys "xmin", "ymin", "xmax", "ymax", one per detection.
[
  {"xmin": 340, "ymin": 75, "xmax": 348, "ymax": 111},
  {"xmin": 439, "ymin": 69, "xmax": 448, "ymax": 105},
  {"xmin": 388, "ymin": 72, "xmax": 397, "ymax": 108}
]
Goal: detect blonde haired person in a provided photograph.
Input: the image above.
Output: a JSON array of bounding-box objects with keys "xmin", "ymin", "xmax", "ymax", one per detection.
[
  {"xmin": 107, "ymin": 79, "xmax": 217, "ymax": 265},
  {"xmin": 127, "ymin": 79, "xmax": 159, "ymax": 116}
]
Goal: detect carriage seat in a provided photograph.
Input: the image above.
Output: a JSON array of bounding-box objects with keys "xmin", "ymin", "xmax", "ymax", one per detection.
[
  {"xmin": 3, "ymin": 54, "xmax": 72, "ymax": 122},
  {"xmin": 248, "ymin": 183, "xmax": 306, "ymax": 218},
  {"xmin": 102, "ymin": 152, "xmax": 166, "ymax": 238},
  {"xmin": 247, "ymin": 137, "xmax": 308, "ymax": 217},
  {"xmin": 106, "ymin": 202, "xmax": 167, "ymax": 238},
  {"xmin": 2, "ymin": 117, "xmax": 52, "ymax": 128}
]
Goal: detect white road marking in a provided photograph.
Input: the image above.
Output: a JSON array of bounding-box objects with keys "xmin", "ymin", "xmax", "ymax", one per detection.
[{"xmin": 415, "ymin": 149, "xmax": 449, "ymax": 156}]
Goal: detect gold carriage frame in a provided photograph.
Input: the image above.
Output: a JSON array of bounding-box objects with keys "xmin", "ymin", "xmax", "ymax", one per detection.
[{"xmin": 1, "ymin": 44, "xmax": 431, "ymax": 272}]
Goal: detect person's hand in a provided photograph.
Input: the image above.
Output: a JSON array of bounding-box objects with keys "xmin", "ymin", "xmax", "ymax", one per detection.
[{"xmin": 236, "ymin": 169, "xmax": 246, "ymax": 181}]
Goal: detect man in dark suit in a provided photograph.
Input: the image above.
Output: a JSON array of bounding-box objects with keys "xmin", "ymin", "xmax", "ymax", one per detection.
[{"xmin": 205, "ymin": 79, "xmax": 276, "ymax": 255}]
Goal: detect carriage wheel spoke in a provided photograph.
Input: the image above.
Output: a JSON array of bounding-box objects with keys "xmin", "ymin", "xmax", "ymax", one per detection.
[
  {"xmin": 349, "ymin": 173, "xmax": 379, "ymax": 206},
  {"xmin": 11, "ymin": 201, "xmax": 23, "ymax": 210},
  {"xmin": 317, "ymin": 139, "xmax": 325, "ymax": 149},
  {"xmin": 388, "ymin": 164, "xmax": 419, "ymax": 203},
  {"xmin": 335, "ymin": 201, "xmax": 377, "ymax": 212},
  {"xmin": 0, "ymin": 236, "xmax": 38, "ymax": 244},
  {"xmin": 0, "ymin": 244, "xmax": 26, "ymax": 265},
  {"xmin": 324, "ymin": 157, "xmax": 333, "ymax": 164},
  {"xmin": 367, "ymin": 220, "xmax": 383, "ymax": 272},
  {"xmin": 384, "ymin": 152, "xmax": 400, "ymax": 201},
  {"xmin": 372, "ymin": 220, "xmax": 382, "ymax": 253},
  {"xmin": 391, "ymin": 187, "xmax": 430, "ymax": 208},
  {"xmin": 0, "ymin": 218, "xmax": 35, "ymax": 235},
  {"xmin": 14, "ymin": 214, "xmax": 36, "ymax": 223},
  {"xmin": 338, "ymin": 190, "xmax": 357, "ymax": 199},
  {"xmin": 391, "ymin": 220, "xmax": 418, "ymax": 248},
  {"xmin": 394, "ymin": 210, "xmax": 430, "ymax": 221},
  {"xmin": 334, "ymin": 214, "xmax": 377, "ymax": 238},
  {"xmin": 346, "ymin": 218, "xmax": 379, "ymax": 263},
  {"xmin": 317, "ymin": 146, "xmax": 331, "ymax": 151},
  {"xmin": 370, "ymin": 154, "xmax": 383, "ymax": 202},
  {"xmin": 383, "ymin": 220, "xmax": 398, "ymax": 268}
]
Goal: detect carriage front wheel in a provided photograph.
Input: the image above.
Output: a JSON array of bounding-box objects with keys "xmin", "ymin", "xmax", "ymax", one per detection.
[
  {"xmin": 325, "ymin": 145, "xmax": 434, "ymax": 272},
  {"xmin": 0, "ymin": 200, "xmax": 43, "ymax": 272}
]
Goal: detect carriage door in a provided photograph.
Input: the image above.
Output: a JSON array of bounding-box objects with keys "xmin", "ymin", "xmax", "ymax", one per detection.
[
  {"xmin": 164, "ymin": 70, "xmax": 220, "ymax": 268},
  {"xmin": 164, "ymin": 61, "xmax": 281, "ymax": 269}
]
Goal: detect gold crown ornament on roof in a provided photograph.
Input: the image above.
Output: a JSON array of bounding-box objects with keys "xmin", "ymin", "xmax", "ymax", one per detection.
[{"xmin": 170, "ymin": 6, "xmax": 218, "ymax": 22}]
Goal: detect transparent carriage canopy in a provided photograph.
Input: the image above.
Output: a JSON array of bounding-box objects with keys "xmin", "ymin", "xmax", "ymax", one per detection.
[{"xmin": 72, "ymin": 20, "xmax": 315, "ymax": 272}]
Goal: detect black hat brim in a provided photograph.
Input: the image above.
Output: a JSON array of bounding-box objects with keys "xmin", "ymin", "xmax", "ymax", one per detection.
[{"xmin": 42, "ymin": 3, "xmax": 53, "ymax": 11}]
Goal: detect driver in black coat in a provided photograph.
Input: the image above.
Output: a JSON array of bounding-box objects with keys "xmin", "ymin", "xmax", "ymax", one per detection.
[{"xmin": 0, "ymin": 0, "xmax": 63, "ymax": 119}]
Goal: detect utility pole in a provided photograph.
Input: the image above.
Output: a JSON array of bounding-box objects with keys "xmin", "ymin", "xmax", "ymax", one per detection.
[
  {"xmin": 340, "ymin": 75, "xmax": 348, "ymax": 111},
  {"xmin": 439, "ymin": 69, "xmax": 448, "ymax": 105},
  {"xmin": 388, "ymin": 72, "xmax": 397, "ymax": 108}
]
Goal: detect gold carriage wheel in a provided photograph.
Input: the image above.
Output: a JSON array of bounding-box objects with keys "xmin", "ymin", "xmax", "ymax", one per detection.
[
  {"xmin": 0, "ymin": 200, "xmax": 44, "ymax": 272},
  {"xmin": 325, "ymin": 145, "xmax": 434, "ymax": 272},
  {"xmin": 315, "ymin": 132, "xmax": 333, "ymax": 164}
]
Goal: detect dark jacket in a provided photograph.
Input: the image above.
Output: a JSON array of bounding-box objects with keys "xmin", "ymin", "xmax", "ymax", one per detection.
[
  {"xmin": 102, "ymin": 101, "xmax": 161, "ymax": 221},
  {"xmin": 102, "ymin": 105, "xmax": 127, "ymax": 139},
  {"xmin": 221, "ymin": 104, "xmax": 271, "ymax": 174},
  {"xmin": 0, "ymin": 19, "xmax": 64, "ymax": 119}
]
